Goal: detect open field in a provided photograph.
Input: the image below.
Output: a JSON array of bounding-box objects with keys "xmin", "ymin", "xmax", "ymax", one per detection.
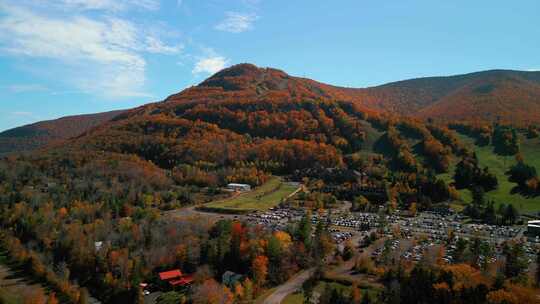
[
  {"xmin": 438, "ymin": 133, "xmax": 540, "ymax": 213},
  {"xmin": 281, "ymin": 280, "xmax": 378, "ymax": 304},
  {"xmin": 282, "ymin": 292, "xmax": 303, "ymax": 304},
  {"xmin": 201, "ymin": 177, "xmax": 300, "ymax": 214}
]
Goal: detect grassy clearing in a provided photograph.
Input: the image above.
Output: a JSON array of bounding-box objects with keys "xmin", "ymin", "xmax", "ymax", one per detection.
[
  {"xmin": 438, "ymin": 134, "xmax": 540, "ymax": 213},
  {"xmin": 203, "ymin": 177, "xmax": 299, "ymax": 213},
  {"xmin": 358, "ymin": 120, "xmax": 385, "ymax": 152},
  {"xmin": 282, "ymin": 281, "xmax": 378, "ymax": 304},
  {"xmin": 254, "ymin": 287, "xmax": 277, "ymax": 304},
  {"xmin": 282, "ymin": 291, "xmax": 304, "ymax": 304}
]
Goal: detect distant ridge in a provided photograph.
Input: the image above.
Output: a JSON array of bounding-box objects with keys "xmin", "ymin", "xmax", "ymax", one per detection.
[{"xmin": 0, "ymin": 110, "xmax": 124, "ymax": 155}]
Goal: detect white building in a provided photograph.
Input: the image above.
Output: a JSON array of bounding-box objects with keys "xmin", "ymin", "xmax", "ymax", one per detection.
[
  {"xmin": 527, "ymin": 220, "xmax": 540, "ymax": 236},
  {"xmin": 227, "ymin": 183, "xmax": 251, "ymax": 192}
]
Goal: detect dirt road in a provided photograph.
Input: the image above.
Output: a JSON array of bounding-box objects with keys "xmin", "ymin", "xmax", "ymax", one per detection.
[{"xmin": 164, "ymin": 205, "xmax": 243, "ymax": 222}]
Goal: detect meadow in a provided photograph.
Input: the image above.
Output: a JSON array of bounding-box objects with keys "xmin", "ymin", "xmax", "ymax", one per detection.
[{"xmin": 201, "ymin": 177, "xmax": 300, "ymax": 213}]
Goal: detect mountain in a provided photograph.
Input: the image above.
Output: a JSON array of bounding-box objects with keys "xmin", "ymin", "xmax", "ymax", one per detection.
[
  {"xmin": 162, "ymin": 64, "xmax": 540, "ymax": 124},
  {"xmin": 3, "ymin": 64, "xmax": 540, "ymax": 156},
  {"xmin": 364, "ymin": 69, "xmax": 540, "ymax": 123},
  {"xmin": 0, "ymin": 110, "xmax": 124, "ymax": 155}
]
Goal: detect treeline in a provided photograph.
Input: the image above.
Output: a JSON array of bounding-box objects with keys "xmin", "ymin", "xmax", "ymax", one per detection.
[
  {"xmin": 449, "ymin": 122, "xmax": 492, "ymax": 146},
  {"xmin": 375, "ymin": 117, "xmax": 460, "ymax": 174},
  {"xmin": 381, "ymin": 263, "xmax": 537, "ymax": 304},
  {"xmin": 493, "ymin": 125, "xmax": 520, "ymax": 156},
  {"xmin": 171, "ymin": 165, "xmax": 270, "ymax": 188},
  {"xmin": 454, "ymin": 154, "xmax": 498, "ymax": 192},
  {"xmin": 398, "ymin": 119, "xmax": 452, "ymax": 173},
  {"xmin": 179, "ymin": 99, "xmax": 367, "ymax": 153},
  {"xmin": 450, "ymin": 122, "xmax": 521, "ymax": 156},
  {"xmin": 507, "ymin": 155, "xmax": 540, "ymax": 196},
  {"xmin": 384, "ymin": 126, "xmax": 418, "ymax": 172},
  {"xmin": 84, "ymin": 116, "xmax": 344, "ymax": 173},
  {"xmin": 464, "ymin": 188, "xmax": 519, "ymax": 225},
  {"xmin": 0, "ymin": 232, "xmax": 85, "ymax": 303},
  {"xmin": 359, "ymin": 117, "xmax": 463, "ymax": 210}
]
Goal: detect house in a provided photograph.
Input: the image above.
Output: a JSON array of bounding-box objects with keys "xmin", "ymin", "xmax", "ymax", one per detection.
[
  {"xmin": 158, "ymin": 269, "xmax": 194, "ymax": 288},
  {"xmin": 226, "ymin": 183, "xmax": 251, "ymax": 192},
  {"xmin": 222, "ymin": 271, "xmax": 243, "ymax": 287},
  {"xmin": 94, "ymin": 241, "xmax": 103, "ymax": 251}
]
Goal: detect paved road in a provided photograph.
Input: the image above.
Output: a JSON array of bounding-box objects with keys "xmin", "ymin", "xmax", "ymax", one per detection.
[{"xmin": 262, "ymin": 268, "xmax": 314, "ymax": 304}]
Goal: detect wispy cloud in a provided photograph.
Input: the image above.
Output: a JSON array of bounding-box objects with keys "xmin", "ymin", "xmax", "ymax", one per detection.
[
  {"xmin": 145, "ymin": 36, "xmax": 183, "ymax": 54},
  {"xmin": 215, "ymin": 11, "xmax": 258, "ymax": 33},
  {"xmin": 4, "ymin": 84, "xmax": 49, "ymax": 93},
  {"xmin": 0, "ymin": 3, "xmax": 181, "ymax": 98},
  {"xmin": 193, "ymin": 55, "xmax": 229, "ymax": 75},
  {"xmin": 53, "ymin": 0, "xmax": 160, "ymax": 11}
]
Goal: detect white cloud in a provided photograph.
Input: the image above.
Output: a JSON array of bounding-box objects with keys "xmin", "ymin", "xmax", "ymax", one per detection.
[
  {"xmin": 215, "ymin": 11, "xmax": 258, "ymax": 33},
  {"xmin": 128, "ymin": 0, "xmax": 160, "ymax": 10},
  {"xmin": 0, "ymin": 3, "xmax": 181, "ymax": 98},
  {"xmin": 56, "ymin": 0, "xmax": 123, "ymax": 11},
  {"xmin": 193, "ymin": 56, "xmax": 229, "ymax": 75},
  {"xmin": 145, "ymin": 36, "xmax": 183, "ymax": 54},
  {"xmin": 55, "ymin": 0, "xmax": 159, "ymax": 11}
]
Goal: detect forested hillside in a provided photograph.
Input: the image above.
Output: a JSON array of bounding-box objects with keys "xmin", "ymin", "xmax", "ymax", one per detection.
[
  {"xmin": 3, "ymin": 65, "xmax": 540, "ymax": 156},
  {"xmin": 361, "ymin": 69, "xmax": 540, "ymax": 123},
  {"xmin": 0, "ymin": 110, "xmax": 124, "ymax": 155}
]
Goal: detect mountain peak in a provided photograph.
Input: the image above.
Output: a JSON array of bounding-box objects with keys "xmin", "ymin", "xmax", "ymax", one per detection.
[
  {"xmin": 210, "ymin": 63, "xmax": 263, "ymax": 78},
  {"xmin": 199, "ymin": 63, "xmax": 290, "ymax": 91}
]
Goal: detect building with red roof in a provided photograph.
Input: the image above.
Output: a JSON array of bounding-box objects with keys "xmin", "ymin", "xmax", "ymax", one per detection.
[
  {"xmin": 159, "ymin": 269, "xmax": 183, "ymax": 281},
  {"xmin": 158, "ymin": 269, "xmax": 193, "ymax": 288},
  {"xmin": 169, "ymin": 275, "xmax": 194, "ymax": 287}
]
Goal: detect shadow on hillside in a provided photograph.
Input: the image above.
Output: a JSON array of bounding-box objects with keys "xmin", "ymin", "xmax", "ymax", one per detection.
[
  {"xmin": 0, "ymin": 251, "xmax": 52, "ymax": 289},
  {"xmin": 373, "ymin": 134, "xmax": 394, "ymax": 158},
  {"xmin": 510, "ymin": 186, "xmax": 540, "ymax": 198}
]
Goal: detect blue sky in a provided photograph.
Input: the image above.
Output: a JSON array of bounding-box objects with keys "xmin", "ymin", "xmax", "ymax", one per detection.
[{"xmin": 0, "ymin": 0, "xmax": 539, "ymax": 131}]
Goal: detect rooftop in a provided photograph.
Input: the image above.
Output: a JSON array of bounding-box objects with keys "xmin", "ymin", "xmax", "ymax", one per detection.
[{"xmin": 159, "ymin": 269, "xmax": 183, "ymax": 281}]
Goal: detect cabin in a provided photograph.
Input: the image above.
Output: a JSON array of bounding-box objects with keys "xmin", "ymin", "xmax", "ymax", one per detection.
[
  {"xmin": 226, "ymin": 183, "xmax": 251, "ymax": 192},
  {"xmin": 158, "ymin": 269, "xmax": 194, "ymax": 289}
]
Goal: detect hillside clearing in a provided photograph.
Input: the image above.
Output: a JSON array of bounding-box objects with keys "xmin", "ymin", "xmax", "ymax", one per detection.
[
  {"xmin": 201, "ymin": 177, "xmax": 300, "ymax": 213},
  {"xmin": 438, "ymin": 134, "xmax": 540, "ymax": 213}
]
